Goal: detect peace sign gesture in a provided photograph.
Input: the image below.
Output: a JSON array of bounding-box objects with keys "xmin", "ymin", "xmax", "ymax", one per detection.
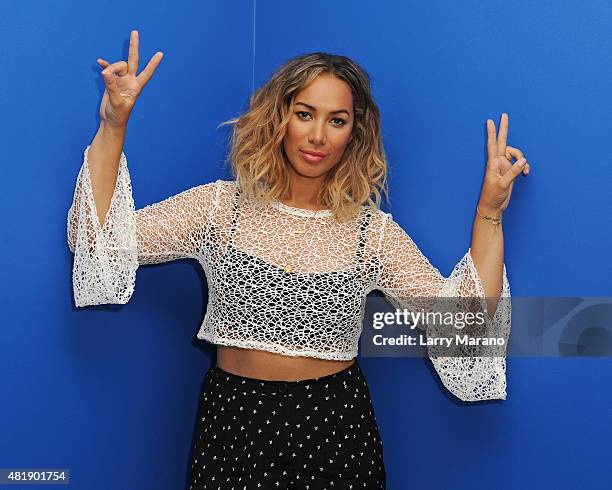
[
  {"xmin": 477, "ymin": 113, "xmax": 531, "ymax": 215},
  {"xmin": 96, "ymin": 30, "xmax": 164, "ymax": 128}
]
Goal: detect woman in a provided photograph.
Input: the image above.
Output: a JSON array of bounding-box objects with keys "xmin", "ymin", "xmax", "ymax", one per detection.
[{"xmin": 67, "ymin": 30, "xmax": 529, "ymax": 490}]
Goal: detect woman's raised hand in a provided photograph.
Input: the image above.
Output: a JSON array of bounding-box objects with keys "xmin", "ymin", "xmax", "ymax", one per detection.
[
  {"xmin": 96, "ymin": 30, "xmax": 163, "ymax": 128},
  {"xmin": 478, "ymin": 113, "xmax": 531, "ymax": 215}
]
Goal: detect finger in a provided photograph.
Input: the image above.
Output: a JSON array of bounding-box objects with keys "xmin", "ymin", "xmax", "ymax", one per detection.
[
  {"xmin": 505, "ymin": 145, "xmax": 524, "ymax": 162},
  {"xmin": 96, "ymin": 58, "xmax": 110, "ymax": 68},
  {"xmin": 486, "ymin": 119, "xmax": 497, "ymax": 161},
  {"xmin": 127, "ymin": 30, "xmax": 139, "ymax": 76},
  {"xmin": 101, "ymin": 60, "xmax": 128, "ymax": 77},
  {"xmin": 499, "ymin": 157, "xmax": 526, "ymax": 188},
  {"xmin": 136, "ymin": 51, "xmax": 164, "ymax": 86},
  {"xmin": 497, "ymin": 113, "xmax": 508, "ymax": 157},
  {"xmin": 101, "ymin": 65, "xmax": 119, "ymax": 95},
  {"xmin": 507, "ymin": 147, "xmax": 531, "ymax": 175},
  {"xmin": 101, "ymin": 62, "xmax": 128, "ymax": 100}
]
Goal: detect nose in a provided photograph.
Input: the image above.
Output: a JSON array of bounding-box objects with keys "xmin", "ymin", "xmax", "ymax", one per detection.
[{"xmin": 308, "ymin": 121, "xmax": 327, "ymax": 145}]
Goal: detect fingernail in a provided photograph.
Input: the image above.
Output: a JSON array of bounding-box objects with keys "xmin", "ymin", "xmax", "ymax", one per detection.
[{"xmin": 518, "ymin": 158, "xmax": 526, "ymax": 167}]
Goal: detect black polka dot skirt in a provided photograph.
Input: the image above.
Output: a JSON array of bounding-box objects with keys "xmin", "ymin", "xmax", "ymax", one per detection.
[{"xmin": 187, "ymin": 358, "xmax": 386, "ymax": 489}]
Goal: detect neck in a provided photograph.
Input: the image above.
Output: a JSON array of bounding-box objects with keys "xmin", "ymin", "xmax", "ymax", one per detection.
[{"xmin": 281, "ymin": 169, "xmax": 328, "ymax": 210}]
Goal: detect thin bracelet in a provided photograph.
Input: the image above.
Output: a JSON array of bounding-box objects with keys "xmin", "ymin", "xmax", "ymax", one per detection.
[{"xmin": 476, "ymin": 205, "xmax": 502, "ymax": 229}]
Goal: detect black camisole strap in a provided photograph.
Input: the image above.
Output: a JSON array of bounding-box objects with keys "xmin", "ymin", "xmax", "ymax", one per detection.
[
  {"xmin": 356, "ymin": 207, "xmax": 373, "ymax": 269},
  {"xmin": 228, "ymin": 183, "xmax": 242, "ymax": 248}
]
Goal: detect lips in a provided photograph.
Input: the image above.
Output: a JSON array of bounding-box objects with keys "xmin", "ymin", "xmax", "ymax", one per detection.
[
  {"xmin": 299, "ymin": 149, "xmax": 327, "ymax": 163},
  {"xmin": 301, "ymin": 149, "xmax": 327, "ymax": 157}
]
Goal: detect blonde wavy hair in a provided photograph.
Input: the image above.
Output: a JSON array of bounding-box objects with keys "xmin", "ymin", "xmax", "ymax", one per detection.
[{"xmin": 218, "ymin": 52, "xmax": 389, "ymax": 222}]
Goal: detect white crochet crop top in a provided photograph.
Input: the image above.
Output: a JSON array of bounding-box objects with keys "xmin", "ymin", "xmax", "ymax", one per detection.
[{"xmin": 67, "ymin": 146, "xmax": 512, "ymax": 401}]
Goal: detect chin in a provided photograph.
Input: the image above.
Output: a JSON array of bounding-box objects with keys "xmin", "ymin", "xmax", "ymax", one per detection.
[{"xmin": 290, "ymin": 164, "xmax": 330, "ymax": 179}]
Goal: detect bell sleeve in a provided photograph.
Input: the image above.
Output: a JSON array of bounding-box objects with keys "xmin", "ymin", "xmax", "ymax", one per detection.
[
  {"xmin": 67, "ymin": 145, "xmax": 220, "ymax": 307},
  {"xmin": 375, "ymin": 212, "xmax": 511, "ymax": 402}
]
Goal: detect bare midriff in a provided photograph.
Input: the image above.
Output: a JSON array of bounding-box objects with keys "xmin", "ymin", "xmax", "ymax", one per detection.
[{"xmin": 216, "ymin": 345, "xmax": 356, "ymax": 381}]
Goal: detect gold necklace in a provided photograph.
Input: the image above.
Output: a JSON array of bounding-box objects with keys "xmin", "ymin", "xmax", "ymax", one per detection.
[
  {"xmin": 282, "ymin": 227, "xmax": 307, "ymax": 273},
  {"xmin": 275, "ymin": 200, "xmax": 328, "ymax": 273}
]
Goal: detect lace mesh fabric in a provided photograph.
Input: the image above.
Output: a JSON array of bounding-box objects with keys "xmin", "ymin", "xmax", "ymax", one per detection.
[{"xmin": 67, "ymin": 145, "xmax": 511, "ymax": 401}]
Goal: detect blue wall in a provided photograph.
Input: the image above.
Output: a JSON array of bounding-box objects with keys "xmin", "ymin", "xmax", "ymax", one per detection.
[{"xmin": 1, "ymin": 0, "xmax": 610, "ymax": 489}]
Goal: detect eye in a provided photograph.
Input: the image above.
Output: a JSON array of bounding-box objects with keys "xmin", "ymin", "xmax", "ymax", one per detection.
[{"xmin": 296, "ymin": 111, "xmax": 347, "ymax": 127}]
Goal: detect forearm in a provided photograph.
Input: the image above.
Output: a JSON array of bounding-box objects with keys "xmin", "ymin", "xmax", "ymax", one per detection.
[
  {"xmin": 87, "ymin": 122, "xmax": 128, "ymax": 227},
  {"xmin": 469, "ymin": 202, "xmax": 504, "ymax": 319}
]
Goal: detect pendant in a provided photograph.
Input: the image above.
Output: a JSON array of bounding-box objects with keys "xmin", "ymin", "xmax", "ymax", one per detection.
[{"xmin": 284, "ymin": 264, "xmax": 293, "ymax": 273}]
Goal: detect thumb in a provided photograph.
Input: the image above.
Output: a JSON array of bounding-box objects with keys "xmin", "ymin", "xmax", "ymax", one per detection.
[
  {"xmin": 101, "ymin": 68, "xmax": 118, "ymax": 92},
  {"xmin": 499, "ymin": 157, "xmax": 526, "ymax": 188},
  {"xmin": 101, "ymin": 68, "xmax": 125, "ymax": 106}
]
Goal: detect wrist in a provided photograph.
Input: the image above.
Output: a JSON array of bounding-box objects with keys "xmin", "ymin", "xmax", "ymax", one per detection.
[
  {"xmin": 477, "ymin": 202, "xmax": 503, "ymax": 220},
  {"xmin": 100, "ymin": 120, "xmax": 128, "ymax": 136},
  {"xmin": 98, "ymin": 122, "xmax": 128, "ymax": 146}
]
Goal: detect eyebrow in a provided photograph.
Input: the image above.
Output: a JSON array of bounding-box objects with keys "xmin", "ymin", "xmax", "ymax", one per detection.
[{"xmin": 295, "ymin": 101, "xmax": 351, "ymax": 117}]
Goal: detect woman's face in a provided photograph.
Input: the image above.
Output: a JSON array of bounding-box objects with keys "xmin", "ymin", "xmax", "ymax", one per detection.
[{"xmin": 282, "ymin": 73, "xmax": 354, "ymax": 180}]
